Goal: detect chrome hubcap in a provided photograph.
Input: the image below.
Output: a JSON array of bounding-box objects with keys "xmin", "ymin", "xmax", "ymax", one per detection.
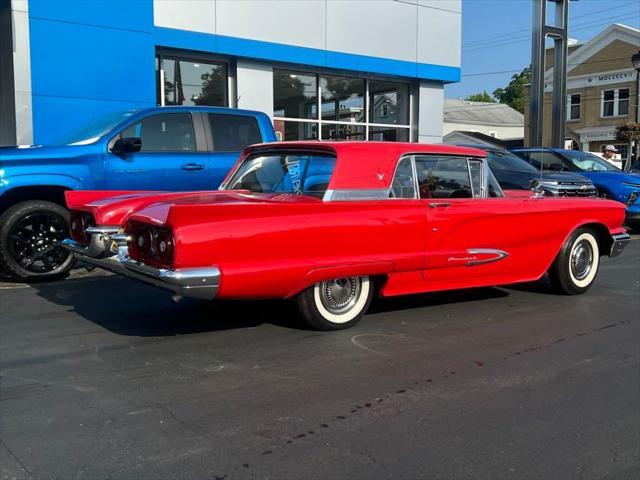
[
  {"xmin": 319, "ymin": 277, "xmax": 362, "ymax": 315},
  {"xmin": 571, "ymin": 240, "xmax": 593, "ymax": 281}
]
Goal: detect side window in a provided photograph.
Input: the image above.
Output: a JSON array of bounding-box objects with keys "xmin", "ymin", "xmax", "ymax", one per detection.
[
  {"xmin": 390, "ymin": 156, "xmax": 416, "ymax": 198},
  {"xmin": 120, "ymin": 113, "xmax": 195, "ymax": 152},
  {"xmin": 208, "ymin": 114, "xmax": 262, "ymax": 152},
  {"xmin": 528, "ymin": 151, "xmax": 566, "ymax": 171},
  {"xmin": 415, "ymin": 156, "xmax": 473, "ymax": 199}
]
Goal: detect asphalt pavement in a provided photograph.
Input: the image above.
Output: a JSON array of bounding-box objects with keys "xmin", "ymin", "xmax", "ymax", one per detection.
[{"xmin": 1, "ymin": 239, "xmax": 639, "ymax": 479}]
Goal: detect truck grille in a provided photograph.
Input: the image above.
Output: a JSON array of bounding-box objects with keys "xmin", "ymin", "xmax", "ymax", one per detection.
[{"xmin": 557, "ymin": 187, "xmax": 597, "ymax": 197}]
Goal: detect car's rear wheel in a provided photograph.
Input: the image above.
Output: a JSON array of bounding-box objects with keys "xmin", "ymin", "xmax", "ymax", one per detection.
[
  {"xmin": 548, "ymin": 228, "xmax": 600, "ymax": 295},
  {"xmin": 296, "ymin": 276, "xmax": 373, "ymax": 330},
  {"xmin": 0, "ymin": 200, "xmax": 74, "ymax": 282}
]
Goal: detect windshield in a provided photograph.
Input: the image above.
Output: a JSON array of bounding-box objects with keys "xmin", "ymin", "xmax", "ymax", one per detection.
[
  {"xmin": 486, "ymin": 150, "xmax": 538, "ymax": 173},
  {"xmin": 559, "ymin": 150, "xmax": 620, "ymax": 172},
  {"xmin": 55, "ymin": 110, "xmax": 138, "ymax": 145},
  {"xmin": 224, "ymin": 152, "xmax": 336, "ymax": 198}
]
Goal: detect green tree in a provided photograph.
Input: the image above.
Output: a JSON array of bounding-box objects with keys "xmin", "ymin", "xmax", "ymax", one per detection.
[
  {"xmin": 493, "ymin": 67, "xmax": 531, "ymax": 113},
  {"xmin": 464, "ymin": 91, "xmax": 496, "ymax": 103}
]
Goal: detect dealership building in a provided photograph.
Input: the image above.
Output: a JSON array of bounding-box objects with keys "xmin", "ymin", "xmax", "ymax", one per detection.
[{"xmin": 0, "ymin": 0, "xmax": 461, "ymax": 146}]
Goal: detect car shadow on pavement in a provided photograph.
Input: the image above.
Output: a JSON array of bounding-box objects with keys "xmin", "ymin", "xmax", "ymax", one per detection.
[
  {"xmin": 28, "ymin": 274, "xmax": 531, "ymax": 337},
  {"xmin": 29, "ymin": 274, "xmax": 302, "ymax": 336},
  {"xmin": 369, "ymin": 286, "xmax": 510, "ymax": 314}
]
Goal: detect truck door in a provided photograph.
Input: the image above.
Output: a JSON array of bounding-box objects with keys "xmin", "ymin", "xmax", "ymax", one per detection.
[{"xmin": 104, "ymin": 112, "xmax": 211, "ymax": 191}]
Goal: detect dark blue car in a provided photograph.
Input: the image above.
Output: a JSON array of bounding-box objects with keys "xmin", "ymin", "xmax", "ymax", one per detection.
[
  {"xmin": 0, "ymin": 106, "xmax": 276, "ymax": 281},
  {"xmin": 510, "ymin": 148, "xmax": 640, "ymax": 227},
  {"xmin": 457, "ymin": 145, "xmax": 596, "ymax": 197}
]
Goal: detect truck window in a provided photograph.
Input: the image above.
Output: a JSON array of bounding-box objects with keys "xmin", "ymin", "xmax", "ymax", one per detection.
[
  {"xmin": 121, "ymin": 113, "xmax": 195, "ymax": 152},
  {"xmin": 208, "ymin": 114, "xmax": 262, "ymax": 152}
]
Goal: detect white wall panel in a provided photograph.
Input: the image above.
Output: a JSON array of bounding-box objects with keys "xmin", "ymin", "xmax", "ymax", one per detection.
[
  {"xmin": 236, "ymin": 60, "xmax": 274, "ymax": 118},
  {"xmin": 154, "ymin": 0, "xmax": 216, "ymax": 34},
  {"xmin": 326, "ymin": 0, "xmax": 417, "ymax": 63},
  {"xmin": 417, "ymin": 0, "xmax": 461, "ymax": 14},
  {"xmin": 216, "ymin": 0, "xmax": 326, "ymax": 50},
  {"xmin": 11, "ymin": 2, "xmax": 32, "ymax": 144},
  {"xmin": 418, "ymin": 80, "xmax": 444, "ymax": 142},
  {"xmin": 417, "ymin": 3, "xmax": 461, "ymax": 67}
]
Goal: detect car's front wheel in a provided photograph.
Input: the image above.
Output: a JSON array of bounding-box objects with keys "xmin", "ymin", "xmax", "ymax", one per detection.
[
  {"xmin": 296, "ymin": 276, "xmax": 373, "ymax": 330},
  {"xmin": 548, "ymin": 228, "xmax": 600, "ymax": 295},
  {"xmin": 0, "ymin": 200, "xmax": 74, "ymax": 282}
]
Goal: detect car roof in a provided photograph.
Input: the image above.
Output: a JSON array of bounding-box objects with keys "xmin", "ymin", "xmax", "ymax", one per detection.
[
  {"xmin": 242, "ymin": 141, "xmax": 488, "ymax": 190},
  {"xmin": 137, "ymin": 105, "xmax": 270, "ymax": 117}
]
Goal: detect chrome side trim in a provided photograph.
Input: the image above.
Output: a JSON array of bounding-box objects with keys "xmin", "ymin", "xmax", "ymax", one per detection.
[
  {"xmin": 61, "ymin": 240, "xmax": 220, "ymax": 300},
  {"xmin": 466, "ymin": 248, "xmax": 510, "ymax": 266},
  {"xmin": 323, "ymin": 189, "xmax": 391, "ymax": 201},
  {"xmin": 610, "ymin": 233, "xmax": 631, "ymax": 258}
]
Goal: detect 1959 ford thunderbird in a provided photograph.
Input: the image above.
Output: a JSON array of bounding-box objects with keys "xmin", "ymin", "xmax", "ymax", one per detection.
[{"xmin": 62, "ymin": 142, "xmax": 630, "ymax": 330}]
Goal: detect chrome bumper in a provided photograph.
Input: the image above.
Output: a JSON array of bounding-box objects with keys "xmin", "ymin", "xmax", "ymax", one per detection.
[
  {"xmin": 610, "ymin": 233, "xmax": 631, "ymax": 258},
  {"xmin": 62, "ymin": 239, "xmax": 220, "ymax": 300}
]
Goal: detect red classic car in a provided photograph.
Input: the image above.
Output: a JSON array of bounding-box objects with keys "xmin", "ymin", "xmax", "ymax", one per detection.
[{"xmin": 62, "ymin": 142, "xmax": 630, "ymax": 330}]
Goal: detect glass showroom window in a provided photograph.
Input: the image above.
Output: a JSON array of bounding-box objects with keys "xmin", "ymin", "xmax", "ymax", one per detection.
[
  {"xmin": 273, "ymin": 69, "xmax": 411, "ymax": 141},
  {"xmin": 156, "ymin": 53, "xmax": 228, "ymax": 107}
]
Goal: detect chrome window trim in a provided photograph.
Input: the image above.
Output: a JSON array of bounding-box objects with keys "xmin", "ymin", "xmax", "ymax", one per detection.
[{"xmin": 388, "ymin": 154, "xmax": 418, "ymax": 200}]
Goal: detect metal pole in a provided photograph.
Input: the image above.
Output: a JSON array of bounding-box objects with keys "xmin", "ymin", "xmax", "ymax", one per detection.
[
  {"xmin": 530, "ymin": 0, "xmax": 571, "ymax": 148},
  {"xmin": 529, "ymin": 0, "xmax": 546, "ymax": 148},
  {"xmin": 550, "ymin": 0, "xmax": 569, "ymax": 148}
]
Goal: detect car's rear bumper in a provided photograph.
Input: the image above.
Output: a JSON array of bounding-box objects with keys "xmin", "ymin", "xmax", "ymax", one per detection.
[
  {"xmin": 62, "ymin": 239, "xmax": 220, "ymax": 300},
  {"xmin": 610, "ymin": 233, "xmax": 631, "ymax": 258}
]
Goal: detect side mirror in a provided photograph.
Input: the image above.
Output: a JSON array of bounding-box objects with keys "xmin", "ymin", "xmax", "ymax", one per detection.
[{"xmin": 111, "ymin": 137, "xmax": 141, "ymax": 154}]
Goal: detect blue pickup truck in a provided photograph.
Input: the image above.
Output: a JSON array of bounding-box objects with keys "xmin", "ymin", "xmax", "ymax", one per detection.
[{"xmin": 0, "ymin": 106, "xmax": 276, "ymax": 281}]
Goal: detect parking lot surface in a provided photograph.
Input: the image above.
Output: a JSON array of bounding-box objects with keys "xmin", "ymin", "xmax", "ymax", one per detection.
[{"xmin": 1, "ymin": 239, "xmax": 639, "ymax": 479}]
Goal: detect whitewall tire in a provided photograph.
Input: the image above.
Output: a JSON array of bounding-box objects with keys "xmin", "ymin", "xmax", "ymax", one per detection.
[
  {"xmin": 548, "ymin": 228, "xmax": 600, "ymax": 295},
  {"xmin": 297, "ymin": 276, "xmax": 373, "ymax": 330}
]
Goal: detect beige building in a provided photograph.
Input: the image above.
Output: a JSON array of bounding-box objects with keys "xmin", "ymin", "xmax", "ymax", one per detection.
[{"xmin": 524, "ymin": 24, "xmax": 640, "ymax": 159}]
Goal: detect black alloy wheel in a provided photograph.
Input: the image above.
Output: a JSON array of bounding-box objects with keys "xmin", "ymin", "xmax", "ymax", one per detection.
[{"xmin": 0, "ymin": 200, "xmax": 74, "ymax": 281}]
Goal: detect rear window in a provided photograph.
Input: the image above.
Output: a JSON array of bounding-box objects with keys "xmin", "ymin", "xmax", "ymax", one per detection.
[
  {"xmin": 487, "ymin": 150, "xmax": 537, "ymax": 173},
  {"xmin": 224, "ymin": 152, "xmax": 336, "ymax": 198},
  {"xmin": 208, "ymin": 113, "xmax": 262, "ymax": 152}
]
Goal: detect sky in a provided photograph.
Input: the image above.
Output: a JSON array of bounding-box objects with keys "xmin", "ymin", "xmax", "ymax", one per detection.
[{"xmin": 444, "ymin": 0, "xmax": 640, "ymax": 99}]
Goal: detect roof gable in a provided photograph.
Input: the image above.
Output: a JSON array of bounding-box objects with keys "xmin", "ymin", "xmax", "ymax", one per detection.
[{"xmin": 545, "ymin": 23, "xmax": 640, "ymax": 81}]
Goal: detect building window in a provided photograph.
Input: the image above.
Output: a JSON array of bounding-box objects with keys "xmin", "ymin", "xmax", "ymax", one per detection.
[
  {"xmin": 618, "ymin": 89, "xmax": 629, "ymax": 116},
  {"xmin": 273, "ymin": 69, "xmax": 411, "ymax": 141},
  {"xmin": 567, "ymin": 93, "xmax": 580, "ymax": 121},
  {"xmin": 601, "ymin": 88, "xmax": 629, "ymax": 118},
  {"xmin": 156, "ymin": 51, "xmax": 228, "ymax": 107}
]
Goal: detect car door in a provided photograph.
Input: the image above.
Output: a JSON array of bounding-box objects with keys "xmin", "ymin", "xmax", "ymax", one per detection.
[
  {"xmin": 414, "ymin": 155, "xmax": 542, "ymax": 290},
  {"xmin": 206, "ymin": 113, "xmax": 264, "ymax": 187},
  {"xmin": 104, "ymin": 112, "xmax": 211, "ymax": 191}
]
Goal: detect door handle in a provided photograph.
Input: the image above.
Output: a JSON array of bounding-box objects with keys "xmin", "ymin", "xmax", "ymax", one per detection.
[
  {"xmin": 181, "ymin": 163, "xmax": 205, "ymax": 171},
  {"xmin": 428, "ymin": 202, "xmax": 451, "ymax": 209}
]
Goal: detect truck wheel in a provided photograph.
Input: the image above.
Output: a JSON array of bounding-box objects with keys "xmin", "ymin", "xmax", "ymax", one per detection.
[
  {"xmin": 547, "ymin": 228, "xmax": 600, "ymax": 295},
  {"xmin": 296, "ymin": 276, "xmax": 373, "ymax": 330},
  {"xmin": 0, "ymin": 200, "xmax": 74, "ymax": 282}
]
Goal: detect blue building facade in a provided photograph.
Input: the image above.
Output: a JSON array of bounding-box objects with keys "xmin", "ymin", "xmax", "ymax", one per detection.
[{"xmin": 1, "ymin": 0, "xmax": 462, "ymax": 146}]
